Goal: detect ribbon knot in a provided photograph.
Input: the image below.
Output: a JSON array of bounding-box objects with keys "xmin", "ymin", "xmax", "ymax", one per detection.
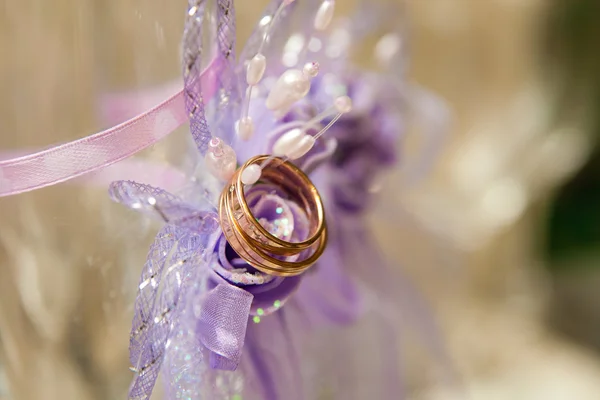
[{"xmin": 196, "ymin": 282, "xmax": 254, "ymax": 371}]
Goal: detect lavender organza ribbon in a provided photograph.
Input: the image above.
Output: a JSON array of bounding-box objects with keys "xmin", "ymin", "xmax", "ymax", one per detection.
[
  {"xmin": 197, "ymin": 281, "xmax": 253, "ymax": 370},
  {"xmin": 0, "ymin": 56, "xmax": 225, "ymax": 197}
]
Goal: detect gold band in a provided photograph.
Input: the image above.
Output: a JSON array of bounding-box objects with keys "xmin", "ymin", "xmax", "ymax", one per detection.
[{"xmin": 218, "ymin": 155, "xmax": 327, "ymax": 277}]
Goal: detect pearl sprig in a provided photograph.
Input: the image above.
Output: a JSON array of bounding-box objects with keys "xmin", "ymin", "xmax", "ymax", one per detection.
[
  {"xmin": 314, "ymin": 0, "xmax": 335, "ymax": 31},
  {"xmin": 240, "ymin": 95, "xmax": 352, "ymax": 185},
  {"xmin": 295, "ymin": 0, "xmax": 336, "ymax": 67},
  {"xmin": 211, "ymin": 0, "xmax": 299, "ymax": 180},
  {"xmin": 273, "ymin": 95, "xmax": 352, "ymax": 160},
  {"xmin": 217, "ymin": 0, "xmax": 344, "ymax": 186},
  {"xmin": 236, "ymin": 0, "xmax": 296, "ymax": 142},
  {"xmin": 262, "ymin": 0, "xmax": 335, "ymax": 119}
]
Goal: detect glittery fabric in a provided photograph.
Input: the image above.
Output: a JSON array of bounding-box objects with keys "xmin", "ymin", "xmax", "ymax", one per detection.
[
  {"xmin": 109, "ymin": 180, "xmax": 219, "ymax": 229},
  {"xmin": 109, "ymin": 178, "xmax": 253, "ymax": 399},
  {"xmin": 161, "ymin": 279, "xmax": 208, "ymax": 400},
  {"xmin": 162, "ymin": 266, "xmax": 247, "ymax": 400},
  {"xmin": 125, "ymin": 223, "xmax": 217, "ymax": 399}
]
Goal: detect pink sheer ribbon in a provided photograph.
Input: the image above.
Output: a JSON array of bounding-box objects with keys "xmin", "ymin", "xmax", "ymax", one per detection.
[{"xmin": 0, "ymin": 57, "xmax": 223, "ymax": 197}]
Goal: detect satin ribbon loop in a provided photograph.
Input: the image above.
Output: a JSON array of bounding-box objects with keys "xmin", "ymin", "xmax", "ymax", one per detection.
[{"xmin": 196, "ymin": 283, "xmax": 254, "ymax": 371}]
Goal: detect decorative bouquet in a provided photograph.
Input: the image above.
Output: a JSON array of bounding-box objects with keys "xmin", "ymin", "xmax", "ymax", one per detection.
[{"xmin": 0, "ymin": 1, "xmax": 453, "ymax": 399}]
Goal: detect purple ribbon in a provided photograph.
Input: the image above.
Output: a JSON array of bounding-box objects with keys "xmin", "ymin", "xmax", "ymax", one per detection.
[
  {"xmin": 196, "ymin": 281, "xmax": 254, "ymax": 371},
  {"xmin": 0, "ymin": 56, "xmax": 224, "ymax": 198}
]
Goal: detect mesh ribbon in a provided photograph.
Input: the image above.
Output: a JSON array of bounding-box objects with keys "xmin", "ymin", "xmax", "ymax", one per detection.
[{"xmin": 183, "ymin": 0, "xmax": 238, "ymax": 155}]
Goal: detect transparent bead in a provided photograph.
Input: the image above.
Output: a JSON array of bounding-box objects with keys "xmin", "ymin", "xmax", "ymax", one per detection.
[{"xmin": 205, "ymin": 138, "xmax": 237, "ymax": 181}]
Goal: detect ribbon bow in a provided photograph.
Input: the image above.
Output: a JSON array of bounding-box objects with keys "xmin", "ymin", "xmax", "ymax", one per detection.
[{"xmin": 196, "ymin": 280, "xmax": 254, "ymax": 371}]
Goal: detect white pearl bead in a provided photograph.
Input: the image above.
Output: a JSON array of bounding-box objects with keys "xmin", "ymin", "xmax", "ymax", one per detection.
[
  {"xmin": 375, "ymin": 33, "xmax": 401, "ymax": 67},
  {"xmin": 246, "ymin": 54, "xmax": 266, "ymax": 86},
  {"xmin": 241, "ymin": 164, "xmax": 262, "ymax": 185},
  {"xmin": 236, "ymin": 117, "xmax": 254, "ymax": 141},
  {"xmin": 287, "ymin": 135, "xmax": 315, "ymax": 159},
  {"xmin": 205, "ymin": 138, "xmax": 237, "ymax": 181},
  {"xmin": 334, "ymin": 95, "xmax": 352, "ymax": 113},
  {"xmin": 302, "ymin": 62, "xmax": 320, "ymax": 78},
  {"xmin": 266, "ymin": 64, "xmax": 319, "ymax": 112},
  {"xmin": 266, "ymin": 69, "xmax": 309, "ymax": 112},
  {"xmin": 314, "ymin": 1, "xmax": 335, "ymax": 31},
  {"xmin": 272, "ymin": 128, "xmax": 304, "ymax": 156}
]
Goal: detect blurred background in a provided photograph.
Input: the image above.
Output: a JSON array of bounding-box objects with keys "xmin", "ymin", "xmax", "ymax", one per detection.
[{"xmin": 1, "ymin": 0, "xmax": 600, "ymax": 399}]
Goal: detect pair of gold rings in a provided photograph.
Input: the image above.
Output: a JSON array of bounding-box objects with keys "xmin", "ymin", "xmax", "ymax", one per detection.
[{"xmin": 218, "ymin": 155, "xmax": 327, "ymax": 277}]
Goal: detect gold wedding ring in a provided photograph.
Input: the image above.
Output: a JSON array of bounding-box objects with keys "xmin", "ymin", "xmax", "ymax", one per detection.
[{"xmin": 218, "ymin": 155, "xmax": 327, "ymax": 277}]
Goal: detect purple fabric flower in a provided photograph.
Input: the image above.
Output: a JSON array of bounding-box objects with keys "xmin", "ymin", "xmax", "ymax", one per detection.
[
  {"xmin": 210, "ymin": 183, "xmax": 308, "ymax": 316},
  {"xmin": 236, "ymin": 70, "xmax": 403, "ymax": 214},
  {"xmin": 315, "ymin": 72, "xmax": 403, "ymax": 212},
  {"xmin": 107, "ymin": 0, "xmax": 455, "ymax": 399}
]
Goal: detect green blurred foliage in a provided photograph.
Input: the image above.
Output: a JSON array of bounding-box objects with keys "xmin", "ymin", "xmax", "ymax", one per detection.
[{"xmin": 545, "ymin": 0, "xmax": 600, "ymax": 267}]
